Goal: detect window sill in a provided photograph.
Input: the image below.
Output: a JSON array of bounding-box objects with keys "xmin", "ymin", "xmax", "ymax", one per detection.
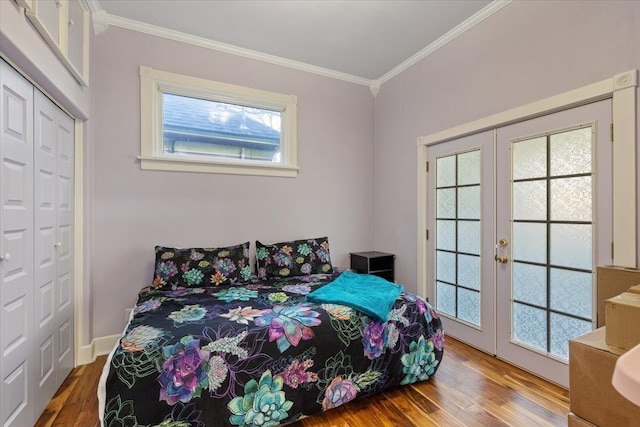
[{"xmin": 137, "ymin": 155, "xmax": 298, "ymax": 177}]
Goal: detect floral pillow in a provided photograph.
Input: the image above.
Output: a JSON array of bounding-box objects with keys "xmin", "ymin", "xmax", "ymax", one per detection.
[
  {"xmin": 152, "ymin": 242, "xmax": 252, "ymax": 289},
  {"xmin": 255, "ymin": 237, "xmax": 333, "ymax": 280}
]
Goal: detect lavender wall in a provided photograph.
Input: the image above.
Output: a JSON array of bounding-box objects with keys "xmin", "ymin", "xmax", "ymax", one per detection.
[
  {"xmin": 374, "ymin": 0, "xmax": 640, "ymax": 294},
  {"xmin": 90, "ymin": 27, "xmax": 375, "ymax": 338}
]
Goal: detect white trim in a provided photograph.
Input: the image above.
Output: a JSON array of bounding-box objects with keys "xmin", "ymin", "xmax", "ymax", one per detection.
[
  {"xmin": 369, "ymin": 80, "xmax": 381, "ymax": 97},
  {"xmin": 378, "ymin": 0, "xmax": 512, "ymax": 85},
  {"xmin": 139, "ymin": 66, "xmax": 298, "ymax": 177},
  {"xmin": 73, "ymin": 118, "xmax": 84, "ymax": 368},
  {"xmin": 77, "ymin": 340, "xmax": 94, "ymax": 365},
  {"xmin": 417, "ymin": 69, "xmax": 638, "ymax": 293},
  {"xmin": 86, "ymin": 2, "xmax": 510, "ymax": 87},
  {"xmin": 84, "ymin": 0, "xmax": 101, "ymax": 14},
  {"xmin": 102, "ymin": 14, "xmax": 372, "ymax": 87},
  {"xmin": 78, "ymin": 306, "xmax": 135, "ymax": 365},
  {"xmin": 612, "ymin": 83, "xmax": 637, "ymax": 266},
  {"xmin": 138, "ymin": 155, "xmax": 299, "ymax": 177},
  {"xmin": 16, "ymin": 0, "xmax": 33, "ymax": 10},
  {"xmin": 417, "ymin": 74, "xmax": 626, "ymax": 146},
  {"xmin": 416, "ymin": 145, "xmax": 428, "ymax": 299},
  {"xmin": 77, "ymin": 334, "xmax": 121, "ymax": 365},
  {"xmin": 90, "ymin": 9, "xmax": 109, "ymax": 35}
]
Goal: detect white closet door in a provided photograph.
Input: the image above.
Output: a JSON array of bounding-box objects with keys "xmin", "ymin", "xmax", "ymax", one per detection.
[
  {"xmin": 34, "ymin": 89, "xmax": 75, "ymax": 415},
  {"xmin": 54, "ymin": 100, "xmax": 74, "ymax": 383},
  {"xmin": 34, "ymin": 90, "xmax": 59, "ymax": 415},
  {"xmin": 1, "ymin": 60, "xmax": 35, "ymax": 427}
]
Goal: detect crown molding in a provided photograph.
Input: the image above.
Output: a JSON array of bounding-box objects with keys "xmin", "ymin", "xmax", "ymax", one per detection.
[
  {"xmin": 84, "ymin": 0, "xmax": 102, "ymax": 14},
  {"xmin": 369, "ymin": 80, "xmax": 381, "ymax": 97},
  {"xmin": 84, "ymin": 0, "xmax": 109, "ymax": 34},
  {"xmin": 101, "ymin": 13, "xmax": 373, "ymax": 87},
  {"xmin": 86, "ymin": 0, "xmax": 511, "ymax": 92},
  {"xmin": 91, "ymin": 10, "xmax": 109, "ymax": 35},
  {"xmin": 378, "ymin": 0, "xmax": 512, "ymax": 85}
]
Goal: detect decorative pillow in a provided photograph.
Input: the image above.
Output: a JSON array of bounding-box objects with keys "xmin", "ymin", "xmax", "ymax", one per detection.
[
  {"xmin": 152, "ymin": 242, "xmax": 251, "ymax": 289},
  {"xmin": 255, "ymin": 237, "xmax": 333, "ymax": 279}
]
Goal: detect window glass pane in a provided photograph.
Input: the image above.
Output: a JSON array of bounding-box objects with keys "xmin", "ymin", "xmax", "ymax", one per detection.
[
  {"xmin": 550, "ymin": 268, "xmax": 592, "ymax": 319},
  {"xmin": 458, "ymin": 186, "xmax": 480, "ymax": 219},
  {"xmin": 513, "ymin": 302, "xmax": 547, "ymax": 352},
  {"xmin": 436, "ymin": 282, "xmax": 456, "ymax": 316},
  {"xmin": 550, "ymin": 224, "xmax": 592, "ymax": 270},
  {"xmin": 458, "ymin": 254, "xmax": 480, "ymax": 290},
  {"xmin": 437, "ymin": 155, "xmax": 456, "ymax": 187},
  {"xmin": 513, "ymin": 223, "xmax": 547, "ymax": 264},
  {"xmin": 436, "ymin": 220, "xmax": 456, "ymax": 251},
  {"xmin": 458, "ymin": 288, "xmax": 480, "ymax": 326},
  {"xmin": 550, "ymin": 177, "xmax": 592, "ymax": 222},
  {"xmin": 436, "ymin": 250, "xmax": 456, "ymax": 283},
  {"xmin": 550, "ymin": 127, "xmax": 592, "ymax": 176},
  {"xmin": 436, "ymin": 188, "xmax": 456, "ymax": 218},
  {"xmin": 458, "ymin": 150, "xmax": 480, "ymax": 186},
  {"xmin": 162, "ymin": 93, "xmax": 282, "ymax": 162},
  {"xmin": 435, "ymin": 150, "xmax": 483, "ymax": 327},
  {"xmin": 458, "ymin": 220, "xmax": 480, "ymax": 254},
  {"xmin": 512, "ymin": 137, "xmax": 546, "ymax": 180},
  {"xmin": 513, "ymin": 262, "xmax": 547, "ymax": 307},
  {"xmin": 513, "ymin": 180, "xmax": 547, "ymax": 221},
  {"xmin": 550, "ymin": 313, "xmax": 592, "ymax": 360}
]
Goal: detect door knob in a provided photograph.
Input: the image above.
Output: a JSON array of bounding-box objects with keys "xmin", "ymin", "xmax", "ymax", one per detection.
[
  {"xmin": 495, "ymin": 255, "xmax": 509, "ymax": 263},
  {"xmin": 54, "ymin": 242, "xmax": 62, "ymax": 248},
  {"xmin": 0, "ymin": 253, "xmax": 10, "ymax": 261}
]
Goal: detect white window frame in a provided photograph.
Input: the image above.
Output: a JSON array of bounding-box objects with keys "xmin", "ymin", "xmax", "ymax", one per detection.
[{"xmin": 138, "ymin": 66, "xmax": 298, "ymax": 177}]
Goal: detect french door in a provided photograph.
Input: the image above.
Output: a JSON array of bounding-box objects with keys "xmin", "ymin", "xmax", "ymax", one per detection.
[
  {"xmin": 427, "ymin": 100, "xmax": 612, "ymax": 387},
  {"xmin": 427, "ymin": 131, "xmax": 496, "ymax": 354}
]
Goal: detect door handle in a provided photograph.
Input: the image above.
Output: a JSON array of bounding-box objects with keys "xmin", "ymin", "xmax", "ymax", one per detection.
[
  {"xmin": 495, "ymin": 255, "xmax": 509, "ymax": 263},
  {"xmin": 495, "ymin": 238, "xmax": 509, "ymax": 263},
  {"xmin": 0, "ymin": 253, "xmax": 10, "ymax": 261}
]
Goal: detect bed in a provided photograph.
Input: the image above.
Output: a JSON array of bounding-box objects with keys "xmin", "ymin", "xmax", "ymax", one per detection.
[{"xmin": 98, "ymin": 238, "xmax": 444, "ymax": 426}]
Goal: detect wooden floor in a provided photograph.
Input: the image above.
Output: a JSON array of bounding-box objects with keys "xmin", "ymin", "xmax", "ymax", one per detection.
[{"xmin": 36, "ymin": 335, "xmax": 569, "ymax": 427}]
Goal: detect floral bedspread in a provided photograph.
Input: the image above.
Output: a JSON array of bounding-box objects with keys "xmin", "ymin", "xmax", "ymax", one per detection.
[{"xmin": 101, "ymin": 272, "xmax": 444, "ymax": 426}]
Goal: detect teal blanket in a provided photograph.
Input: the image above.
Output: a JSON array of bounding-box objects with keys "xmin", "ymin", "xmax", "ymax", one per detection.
[{"xmin": 306, "ymin": 271, "xmax": 404, "ymax": 321}]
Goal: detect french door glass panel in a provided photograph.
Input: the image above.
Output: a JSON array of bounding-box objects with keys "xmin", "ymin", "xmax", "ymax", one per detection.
[
  {"xmin": 510, "ymin": 128, "xmax": 594, "ymax": 359},
  {"xmin": 428, "ymin": 131, "xmax": 495, "ymax": 354},
  {"xmin": 436, "ymin": 152, "xmax": 481, "ymax": 325}
]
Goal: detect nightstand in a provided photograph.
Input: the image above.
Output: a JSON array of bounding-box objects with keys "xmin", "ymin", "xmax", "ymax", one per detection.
[{"xmin": 349, "ymin": 251, "xmax": 395, "ymax": 282}]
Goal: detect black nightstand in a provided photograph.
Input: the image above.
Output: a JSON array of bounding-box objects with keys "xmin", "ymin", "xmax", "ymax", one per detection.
[{"xmin": 349, "ymin": 251, "xmax": 395, "ymax": 282}]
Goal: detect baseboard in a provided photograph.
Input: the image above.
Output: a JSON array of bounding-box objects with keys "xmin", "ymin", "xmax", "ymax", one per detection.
[
  {"xmin": 76, "ymin": 334, "xmax": 120, "ymax": 365},
  {"xmin": 77, "ymin": 342, "xmax": 94, "ymax": 365}
]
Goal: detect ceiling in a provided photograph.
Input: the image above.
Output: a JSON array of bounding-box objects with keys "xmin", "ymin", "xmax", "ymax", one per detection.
[{"xmin": 94, "ymin": 0, "xmax": 500, "ymax": 83}]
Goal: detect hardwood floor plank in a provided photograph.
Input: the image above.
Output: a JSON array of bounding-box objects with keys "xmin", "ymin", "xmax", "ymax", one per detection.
[
  {"xmin": 400, "ymin": 386, "xmax": 466, "ymax": 427},
  {"xmin": 450, "ymin": 342, "xmax": 569, "ymax": 416},
  {"xmin": 39, "ymin": 337, "xmax": 569, "ymax": 426}
]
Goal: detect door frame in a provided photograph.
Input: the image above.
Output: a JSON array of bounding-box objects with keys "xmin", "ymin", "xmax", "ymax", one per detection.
[{"xmin": 418, "ymin": 70, "xmax": 638, "ymax": 308}]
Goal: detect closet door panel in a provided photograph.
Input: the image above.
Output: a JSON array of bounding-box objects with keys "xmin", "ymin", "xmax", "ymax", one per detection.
[
  {"xmin": 55, "ymin": 107, "xmax": 74, "ymax": 379},
  {"xmin": 1, "ymin": 60, "xmax": 35, "ymax": 427},
  {"xmin": 33, "ymin": 89, "xmax": 59, "ymax": 415}
]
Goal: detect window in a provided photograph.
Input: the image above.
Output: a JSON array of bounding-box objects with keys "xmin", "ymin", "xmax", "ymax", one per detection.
[{"xmin": 139, "ymin": 66, "xmax": 298, "ymax": 176}]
